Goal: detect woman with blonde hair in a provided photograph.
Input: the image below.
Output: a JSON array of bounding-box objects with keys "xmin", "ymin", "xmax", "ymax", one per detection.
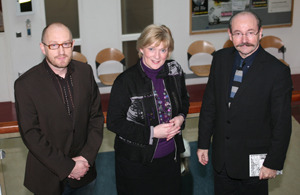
[{"xmin": 107, "ymin": 24, "xmax": 189, "ymax": 194}]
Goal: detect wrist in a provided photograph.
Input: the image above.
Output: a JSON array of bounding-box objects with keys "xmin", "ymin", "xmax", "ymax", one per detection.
[{"xmin": 178, "ymin": 113, "xmax": 186, "ymax": 120}]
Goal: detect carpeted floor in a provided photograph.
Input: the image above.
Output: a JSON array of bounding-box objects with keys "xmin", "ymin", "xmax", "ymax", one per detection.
[
  {"xmin": 94, "ymin": 151, "xmax": 117, "ymax": 194},
  {"xmin": 0, "ymin": 117, "xmax": 298, "ymax": 195},
  {"xmin": 93, "ymin": 117, "xmax": 300, "ymax": 195},
  {"xmin": 180, "ymin": 142, "xmax": 214, "ymax": 195},
  {"xmin": 93, "ymin": 142, "xmax": 214, "ymax": 195}
]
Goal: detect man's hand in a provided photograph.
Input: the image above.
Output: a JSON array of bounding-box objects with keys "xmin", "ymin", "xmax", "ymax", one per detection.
[
  {"xmin": 259, "ymin": 165, "xmax": 277, "ymax": 180},
  {"xmin": 197, "ymin": 149, "xmax": 209, "ymax": 166},
  {"xmin": 68, "ymin": 156, "xmax": 90, "ymax": 180},
  {"xmin": 72, "ymin": 156, "xmax": 88, "ymax": 163}
]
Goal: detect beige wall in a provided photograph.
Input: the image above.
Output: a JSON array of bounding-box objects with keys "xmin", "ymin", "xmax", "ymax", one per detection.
[{"xmin": 0, "ymin": 0, "xmax": 299, "ymax": 101}]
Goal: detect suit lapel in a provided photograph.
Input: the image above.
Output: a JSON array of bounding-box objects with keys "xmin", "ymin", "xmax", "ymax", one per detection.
[
  {"xmin": 232, "ymin": 49, "xmax": 267, "ymax": 100},
  {"xmin": 71, "ymin": 62, "xmax": 80, "ymax": 126},
  {"xmin": 224, "ymin": 50, "xmax": 236, "ymax": 104},
  {"xmin": 37, "ymin": 62, "xmax": 74, "ymax": 122}
]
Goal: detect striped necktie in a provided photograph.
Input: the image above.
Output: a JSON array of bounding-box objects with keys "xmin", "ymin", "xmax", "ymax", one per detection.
[{"xmin": 229, "ymin": 59, "xmax": 245, "ymax": 107}]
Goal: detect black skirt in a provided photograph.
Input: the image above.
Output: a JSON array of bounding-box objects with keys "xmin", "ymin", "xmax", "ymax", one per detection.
[{"xmin": 115, "ymin": 151, "xmax": 181, "ymax": 195}]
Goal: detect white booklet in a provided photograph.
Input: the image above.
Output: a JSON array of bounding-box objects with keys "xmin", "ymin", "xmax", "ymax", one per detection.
[{"xmin": 249, "ymin": 154, "xmax": 283, "ymax": 177}]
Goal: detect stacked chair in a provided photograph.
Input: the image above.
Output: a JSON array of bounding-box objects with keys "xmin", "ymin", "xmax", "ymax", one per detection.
[
  {"xmin": 72, "ymin": 51, "xmax": 88, "ymax": 63},
  {"xmin": 95, "ymin": 48, "xmax": 125, "ymax": 85},
  {"xmin": 260, "ymin": 35, "xmax": 288, "ymax": 66},
  {"xmin": 187, "ymin": 40, "xmax": 216, "ymax": 77}
]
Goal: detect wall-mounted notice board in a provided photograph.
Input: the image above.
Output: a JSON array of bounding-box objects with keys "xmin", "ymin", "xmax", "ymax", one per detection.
[{"xmin": 190, "ymin": 0, "xmax": 294, "ymax": 35}]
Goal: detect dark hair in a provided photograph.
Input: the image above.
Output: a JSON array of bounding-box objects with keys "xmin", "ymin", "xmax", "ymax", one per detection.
[
  {"xmin": 228, "ymin": 11, "xmax": 261, "ymax": 33},
  {"xmin": 41, "ymin": 23, "xmax": 73, "ymax": 43}
]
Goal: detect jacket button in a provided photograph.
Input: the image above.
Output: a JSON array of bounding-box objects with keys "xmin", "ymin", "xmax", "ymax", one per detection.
[
  {"xmin": 73, "ymin": 129, "xmax": 76, "ymax": 133},
  {"xmin": 227, "ymin": 120, "xmax": 231, "ymax": 124},
  {"xmin": 226, "ymin": 136, "xmax": 230, "ymax": 139}
]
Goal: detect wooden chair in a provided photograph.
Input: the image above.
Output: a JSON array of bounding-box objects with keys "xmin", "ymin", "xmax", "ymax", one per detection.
[
  {"xmin": 72, "ymin": 51, "xmax": 88, "ymax": 63},
  {"xmin": 223, "ymin": 39, "xmax": 234, "ymax": 48},
  {"xmin": 95, "ymin": 48, "xmax": 125, "ymax": 85},
  {"xmin": 187, "ymin": 40, "xmax": 215, "ymax": 77},
  {"xmin": 260, "ymin": 35, "xmax": 288, "ymax": 66}
]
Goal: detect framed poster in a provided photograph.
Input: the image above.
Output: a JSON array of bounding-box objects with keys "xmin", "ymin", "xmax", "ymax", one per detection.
[
  {"xmin": 0, "ymin": 0, "xmax": 4, "ymax": 32},
  {"xmin": 190, "ymin": 0, "xmax": 294, "ymax": 35}
]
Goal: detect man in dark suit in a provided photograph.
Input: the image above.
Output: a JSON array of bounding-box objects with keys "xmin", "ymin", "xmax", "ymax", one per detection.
[
  {"xmin": 197, "ymin": 11, "xmax": 292, "ymax": 194},
  {"xmin": 14, "ymin": 23, "xmax": 104, "ymax": 195}
]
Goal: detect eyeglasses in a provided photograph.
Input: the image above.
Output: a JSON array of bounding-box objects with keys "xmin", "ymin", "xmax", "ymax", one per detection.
[
  {"xmin": 42, "ymin": 42, "xmax": 73, "ymax": 50},
  {"xmin": 231, "ymin": 31, "xmax": 259, "ymax": 39}
]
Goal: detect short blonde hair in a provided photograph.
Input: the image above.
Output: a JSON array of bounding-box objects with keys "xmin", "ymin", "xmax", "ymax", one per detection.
[{"xmin": 136, "ymin": 24, "xmax": 174, "ymax": 58}]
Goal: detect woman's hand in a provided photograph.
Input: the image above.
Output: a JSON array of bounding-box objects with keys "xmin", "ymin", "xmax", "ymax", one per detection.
[
  {"xmin": 167, "ymin": 115, "xmax": 184, "ymax": 140},
  {"xmin": 169, "ymin": 115, "xmax": 184, "ymax": 129},
  {"xmin": 153, "ymin": 123, "xmax": 175, "ymax": 139},
  {"xmin": 153, "ymin": 115, "xmax": 184, "ymax": 141}
]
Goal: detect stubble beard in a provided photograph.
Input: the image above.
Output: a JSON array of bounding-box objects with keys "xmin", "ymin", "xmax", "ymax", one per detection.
[{"xmin": 46, "ymin": 54, "xmax": 71, "ymax": 69}]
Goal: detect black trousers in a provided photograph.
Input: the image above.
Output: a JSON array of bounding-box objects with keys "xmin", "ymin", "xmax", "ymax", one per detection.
[
  {"xmin": 115, "ymin": 151, "xmax": 181, "ymax": 195},
  {"xmin": 214, "ymin": 165, "xmax": 268, "ymax": 195}
]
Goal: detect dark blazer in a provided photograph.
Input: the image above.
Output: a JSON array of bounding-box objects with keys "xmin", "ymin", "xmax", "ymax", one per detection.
[
  {"xmin": 14, "ymin": 59, "xmax": 104, "ymax": 195},
  {"xmin": 198, "ymin": 46, "xmax": 292, "ymax": 179},
  {"xmin": 107, "ymin": 59, "xmax": 189, "ymax": 164}
]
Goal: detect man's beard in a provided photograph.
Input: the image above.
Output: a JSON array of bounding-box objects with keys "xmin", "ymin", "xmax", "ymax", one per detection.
[{"xmin": 46, "ymin": 54, "xmax": 70, "ymax": 68}]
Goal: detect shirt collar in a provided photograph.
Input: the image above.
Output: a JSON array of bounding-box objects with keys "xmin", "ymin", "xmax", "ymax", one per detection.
[
  {"xmin": 236, "ymin": 45, "xmax": 261, "ymax": 65},
  {"xmin": 43, "ymin": 58, "xmax": 75, "ymax": 79}
]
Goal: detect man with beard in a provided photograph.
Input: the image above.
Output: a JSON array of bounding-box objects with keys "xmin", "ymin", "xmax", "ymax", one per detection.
[
  {"xmin": 197, "ymin": 11, "xmax": 292, "ymax": 194},
  {"xmin": 14, "ymin": 23, "xmax": 104, "ymax": 195}
]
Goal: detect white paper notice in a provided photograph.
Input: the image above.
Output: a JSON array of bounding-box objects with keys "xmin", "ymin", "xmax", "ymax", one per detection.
[
  {"xmin": 268, "ymin": 0, "xmax": 292, "ymax": 13},
  {"xmin": 232, "ymin": 0, "xmax": 250, "ymax": 11}
]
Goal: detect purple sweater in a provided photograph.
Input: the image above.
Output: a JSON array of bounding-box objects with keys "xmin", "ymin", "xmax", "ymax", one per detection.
[{"xmin": 141, "ymin": 59, "xmax": 175, "ymax": 158}]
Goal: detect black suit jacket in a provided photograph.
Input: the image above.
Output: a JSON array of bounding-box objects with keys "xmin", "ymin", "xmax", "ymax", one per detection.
[
  {"xmin": 198, "ymin": 46, "xmax": 292, "ymax": 179},
  {"xmin": 15, "ymin": 59, "xmax": 104, "ymax": 195}
]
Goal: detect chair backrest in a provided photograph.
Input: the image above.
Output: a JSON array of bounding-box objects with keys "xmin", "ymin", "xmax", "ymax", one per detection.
[
  {"xmin": 260, "ymin": 35, "xmax": 285, "ymax": 50},
  {"xmin": 72, "ymin": 51, "xmax": 88, "ymax": 63},
  {"xmin": 95, "ymin": 48, "xmax": 125, "ymax": 85},
  {"xmin": 223, "ymin": 39, "xmax": 234, "ymax": 48},
  {"xmin": 187, "ymin": 40, "xmax": 215, "ymax": 60},
  {"xmin": 95, "ymin": 48, "xmax": 125, "ymax": 69},
  {"xmin": 187, "ymin": 40, "xmax": 216, "ymax": 76},
  {"xmin": 260, "ymin": 35, "xmax": 287, "ymax": 65}
]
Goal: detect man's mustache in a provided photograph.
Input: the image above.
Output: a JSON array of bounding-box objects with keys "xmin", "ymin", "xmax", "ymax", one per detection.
[
  {"xmin": 55, "ymin": 54, "xmax": 68, "ymax": 58},
  {"xmin": 236, "ymin": 43, "xmax": 255, "ymax": 47}
]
